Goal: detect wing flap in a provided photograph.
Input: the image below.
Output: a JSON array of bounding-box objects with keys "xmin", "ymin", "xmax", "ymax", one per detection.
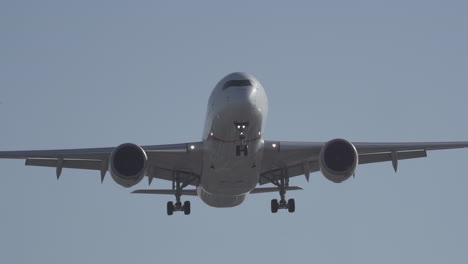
[
  {"xmin": 359, "ymin": 150, "xmax": 427, "ymax": 165},
  {"xmin": 0, "ymin": 142, "xmax": 200, "ymax": 160},
  {"xmin": 354, "ymin": 141, "xmax": 468, "ymax": 154},
  {"xmin": 0, "ymin": 148, "xmax": 113, "ymax": 160},
  {"xmin": 25, "ymin": 159, "xmax": 102, "ymax": 170}
]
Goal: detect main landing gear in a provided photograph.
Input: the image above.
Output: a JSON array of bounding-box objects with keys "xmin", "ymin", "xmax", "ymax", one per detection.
[
  {"xmin": 270, "ymin": 198, "xmax": 295, "ymax": 213},
  {"xmin": 263, "ymin": 169, "xmax": 296, "ymax": 213},
  {"xmin": 167, "ymin": 201, "xmax": 190, "ymax": 216},
  {"xmin": 167, "ymin": 173, "xmax": 195, "ymax": 216}
]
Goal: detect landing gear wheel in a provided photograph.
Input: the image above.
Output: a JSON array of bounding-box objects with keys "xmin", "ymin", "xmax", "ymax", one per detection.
[
  {"xmin": 167, "ymin": 201, "xmax": 174, "ymax": 216},
  {"xmin": 183, "ymin": 201, "xmax": 191, "ymax": 215},
  {"xmin": 288, "ymin": 198, "xmax": 295, "ymax": 213},
  {"xmin": 271, "ymin": 199, "xmax": 279, "ymax": 213},
  {"xmin": 236, "ymin": 146, "xmax": 241, "ymax": 156},
  {"xmin": 243, "ymin": 145, "xmax": 248, "ymax": 156}
]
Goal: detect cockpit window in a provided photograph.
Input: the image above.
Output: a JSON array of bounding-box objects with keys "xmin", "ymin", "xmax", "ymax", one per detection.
[{"xmin": 222, "ymin": 80, "xmax": 252, "ymax": 90}]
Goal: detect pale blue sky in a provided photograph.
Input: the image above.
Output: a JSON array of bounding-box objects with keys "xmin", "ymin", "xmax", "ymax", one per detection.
[{"xmin": 1, "ymin": 1, "xmax": 468, "ymax": 263}]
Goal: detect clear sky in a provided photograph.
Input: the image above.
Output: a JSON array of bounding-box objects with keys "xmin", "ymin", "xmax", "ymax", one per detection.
[{"xmin": 1, "ymin": 0, "xmax": 467, "ymax": 263}]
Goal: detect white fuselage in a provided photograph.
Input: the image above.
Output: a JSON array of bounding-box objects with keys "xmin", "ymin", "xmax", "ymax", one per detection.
[{"xmin": 197, "ymin": 72, "xmax": 268, "ymax": 207}]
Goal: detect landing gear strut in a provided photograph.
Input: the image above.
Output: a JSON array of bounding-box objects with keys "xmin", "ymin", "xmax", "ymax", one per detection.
[
  {"xmin": 236, "ymin": 144, "xmax": 248, "ymax": 156},
  {"xmin": 167, "ymin": 172, "xmax": 194, "ymax": 216},
  {"xmin": 263, "ymin": 169, "xmax": 295, "ymax": 213}
]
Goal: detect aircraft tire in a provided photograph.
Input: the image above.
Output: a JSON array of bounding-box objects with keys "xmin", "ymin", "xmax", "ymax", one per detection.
[
  {"xmin": 183, "ymin": 201, "xmax": 191, "ymax": 215},
  {"xmin": 288, "ymin": 199, "xmax": 295, "ymax": 213},
  {"xmin": 271, "ymin": 199, "xmax": 279, "ymax": 213},
  {"xmin": 167, "ymin": 201, "xmax": 174, "ymax": 216}
]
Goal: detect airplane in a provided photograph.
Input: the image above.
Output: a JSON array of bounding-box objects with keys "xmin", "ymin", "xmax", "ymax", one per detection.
[{"xmin": 1, "ymin": 72, "xmax": 468, "ymax": 215}]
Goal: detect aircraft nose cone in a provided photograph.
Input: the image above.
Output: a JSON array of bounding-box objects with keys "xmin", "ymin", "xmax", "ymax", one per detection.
[
  {"xmin": 214, "ymin": 72, "xmax": 263, "ymax": 115},
  {"xmin": 226, "ymin": 86, "xmax": 256, "ymax": 106},
  {"xmin": 223, "ymin": 72, "xmax": 254, "ymax": 81}
]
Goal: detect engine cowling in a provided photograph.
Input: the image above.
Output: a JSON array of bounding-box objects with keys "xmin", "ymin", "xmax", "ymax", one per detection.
[
  {"xmin": 319, "ymin": 138, "xmax": 358, "ymax": 183},
  {"xmin": 109, "ymin": 143, "xmax": 148, "ymax": 188}
]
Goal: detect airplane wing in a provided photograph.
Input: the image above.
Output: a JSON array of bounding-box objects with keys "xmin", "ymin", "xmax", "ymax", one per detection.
[
  {"xmin": 0, "ymin": 142, "xmax": 204, "ymax": 186},
  {"xmin": 259, "ymin": 140, "xmax": 468, "ymax": 184}
]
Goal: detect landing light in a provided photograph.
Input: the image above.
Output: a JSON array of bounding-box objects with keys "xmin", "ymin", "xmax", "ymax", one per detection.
[
  {"xmin": 190, "ymin": 145, "xmax": 195, "ymax": 150},
  {"xmin": 210, "ymin": 132, "xmax": 214, "ymax": 136},
  {"xmin": 272, "ymin": 143, "xmax": 277, "ymax": 148},
  {"xmin": 237, "ymin": 125, "xmax": 241, "ymax": 129}
]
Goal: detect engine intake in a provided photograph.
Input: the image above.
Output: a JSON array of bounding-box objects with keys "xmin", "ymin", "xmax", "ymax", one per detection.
[
  {"xmin": 109, "ymin": 143, "xmax": 148, "ymax": 187},
  {"xmin": 319, "ymin": 138, "xmax": 358, "ymax": 183}
]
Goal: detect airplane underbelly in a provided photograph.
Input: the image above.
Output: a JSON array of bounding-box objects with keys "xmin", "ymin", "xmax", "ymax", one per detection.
[
  {"xmin": 201, "ymin": 141, "xmax": 260, "ymax": 195},
  {"xmin": 197, "ymin": 186, "xmax": 248, "ymax": 208}
]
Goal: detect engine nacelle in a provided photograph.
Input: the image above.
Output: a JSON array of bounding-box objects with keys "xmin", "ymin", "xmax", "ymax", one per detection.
[
  {"xmin": 109, "ymin": 143, "xmax": 148, "ymax": 188},
  {"xmin": 319, "ymin": 138, "xmax": 358, "ymax": 183}
]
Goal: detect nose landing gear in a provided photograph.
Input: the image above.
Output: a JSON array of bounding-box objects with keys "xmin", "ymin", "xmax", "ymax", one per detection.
[
  {"xmin": 236, "ymin": 144, "xmax": 248, "ymax": 156},
  {"xmin": 235, "ymin": 122, "xmax": 249, "ymax": 156}
]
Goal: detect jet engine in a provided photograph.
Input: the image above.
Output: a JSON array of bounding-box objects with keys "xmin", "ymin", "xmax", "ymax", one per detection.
[
  {"xmin": 319, "ymin": 138, "xmax": 358, "ymax": 183},
  {"xmin": 109, "ymin": 143, "xmax": 148, "ymax": 188}
]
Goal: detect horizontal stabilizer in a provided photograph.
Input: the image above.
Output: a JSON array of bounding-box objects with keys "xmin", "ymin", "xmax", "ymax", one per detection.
[
  {"xmin": 132, "ymin": 189, "xmax": 198, "ymax": 196},
  {"xmin": 250, "ymin": 186, "xmax": 303, "ymax": 194},
  {"xmin": 132, "ymin": 186, "xmax": 303, "ymax": 196}
]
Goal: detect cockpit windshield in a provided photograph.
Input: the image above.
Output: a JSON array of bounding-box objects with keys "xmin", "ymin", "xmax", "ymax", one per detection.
[{"xmin": 222, "ymin": 80, "xmax": 252, "ymax": 90}]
